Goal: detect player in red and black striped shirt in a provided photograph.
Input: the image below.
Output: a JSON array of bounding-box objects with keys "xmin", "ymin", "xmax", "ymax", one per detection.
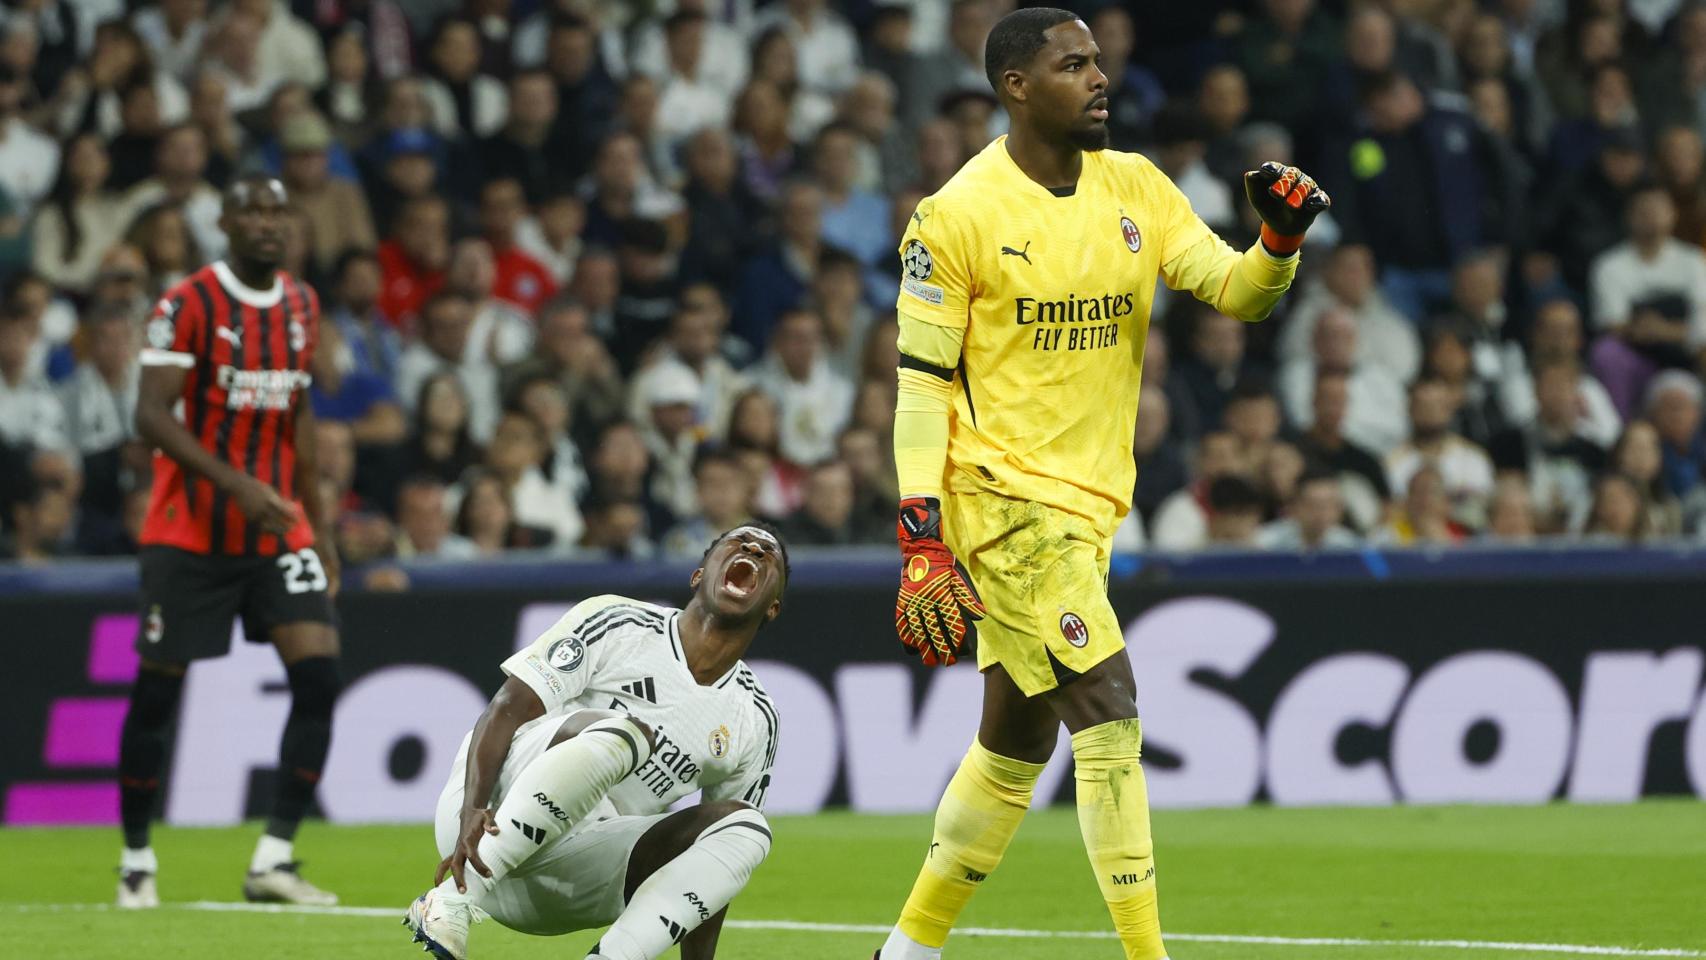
[{"xmin": 117, "ymin": 176, "xmax": 344, "ymax": 909}]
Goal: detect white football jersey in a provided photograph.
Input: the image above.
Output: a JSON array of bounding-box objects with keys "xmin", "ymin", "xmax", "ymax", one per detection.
[{"xmin": 496, "ymin": 595, "xmax": 778, "ymax": 814}]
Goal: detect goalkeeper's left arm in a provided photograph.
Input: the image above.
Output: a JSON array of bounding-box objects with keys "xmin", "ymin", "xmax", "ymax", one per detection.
[{"xmin": 1163, "ymin": 162, "xmax": 1330, "ymax": 322}]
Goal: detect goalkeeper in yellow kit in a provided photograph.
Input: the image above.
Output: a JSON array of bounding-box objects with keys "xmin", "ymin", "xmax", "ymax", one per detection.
[{"xmin": 877, "ymin": 9, "xmax": 1329, "ymax": 960}]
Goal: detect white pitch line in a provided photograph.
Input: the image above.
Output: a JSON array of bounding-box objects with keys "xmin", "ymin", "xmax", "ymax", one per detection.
[{"xmin": 2, "ymin": 902, "xmax": 1700, "ymax": 958}]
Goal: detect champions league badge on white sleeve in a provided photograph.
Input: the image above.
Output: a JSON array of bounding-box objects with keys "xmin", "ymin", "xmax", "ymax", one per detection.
[
  {"xmin": 547, "ymin": 635, "xmax": 585, "ymax": 672},
  {"xmin": 901, "ymin": 239, "xmax": 944, "ymax": 305}
]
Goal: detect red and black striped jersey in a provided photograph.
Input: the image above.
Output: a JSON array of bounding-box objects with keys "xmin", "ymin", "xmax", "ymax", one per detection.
[{"xmin": 138, "ymin": 261, "xmax": 320, "ymax": 557}]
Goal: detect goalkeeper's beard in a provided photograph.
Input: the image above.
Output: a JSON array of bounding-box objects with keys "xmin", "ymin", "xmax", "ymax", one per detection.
[{"xmin": 1068, "ymin": 124, "xmax": 1111, "ymax": 152}]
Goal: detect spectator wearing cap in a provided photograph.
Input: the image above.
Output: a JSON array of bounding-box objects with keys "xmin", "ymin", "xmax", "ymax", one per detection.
[
  {"xmin": 814, "ymin": 121, "xmax": 889, "ymax": 268},
  {"xmin": 396, "ymin": 292, "xmax": 500, "ymax": 443},
  {"xmin": 366, "ymin": 125, "xmax": 443, "ymax": 231},
  {"xmin": 479, "ymin": 70, "xmax": 577, "ymax": 204},
  {"xmin": 1279, "ymin": 244, "xmax": 1419, "ymax": 385},
  {"xmin": 1258, "ymin": 469, "xmax": 1360, "ymax": 550},
  {"xmin": 278, "ymin": 110, "xmax": 377, "ymax": 276},
  {"xmin": 0, "ymin": 309, "xmax": 68, "ymax": 455},
  {"xmin": 32, "ymin": 132, "xmax": 126, "ymax": 296},
  {"xmin": 1497, "ymin": 298, "xmax": 1622, "ymax": 450},
  {"xmin": 1385, "ymin": 377, "xmax": 1497, "ymax": 528},
  {"xmin": 376, "ymin": 193, "xmax": 450, "ymax": 327},
  {"xmin": 752, "ymin": 309, "xmax": 853, "ymax": 467},
  {"xmin": 479, "ymin": 177, "xmax": 558, "ymax": 315},
  {"xmin": 660, "ymin": 448, "xmax": 756, "ymax": 559},
  {"xmin": 634, "ymin": 359, "xmax": 706, "ymax": 525},
  {"xmin": 1644, "ymin": 370, "xmax": 1706, "ymax": 501},
  {"xmin": 1489, "ymin": 358, "xmax": 1608, "ymax": 533},
  {"xmin": 1589, "ymin": 184, "xmax": 1706, "ymax": 418},
  {"xmin": 1152, "ymin": 430, "xmax": 1246, "ymax": 550},
  {"xmin": 780, "ymin": 459, "xmax": 864, "ymax": 546},
  {"xmin": 0, "ymin": 62, "xmax": 60, "ymax": 218},
  {"xmin": 1151, "ymin": 101, "xmax": 1234, "ymax": 233}
]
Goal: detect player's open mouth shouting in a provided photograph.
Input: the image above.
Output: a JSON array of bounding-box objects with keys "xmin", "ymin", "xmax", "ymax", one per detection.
[{"xmin": 712, "ymin": 526, "xmax": 784, "ymax": 611}]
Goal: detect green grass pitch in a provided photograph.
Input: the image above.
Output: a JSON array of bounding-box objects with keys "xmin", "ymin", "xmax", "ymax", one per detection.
[{"xmin": 4, "ymin": 802, "xmax": 1703, "ymax": 959}]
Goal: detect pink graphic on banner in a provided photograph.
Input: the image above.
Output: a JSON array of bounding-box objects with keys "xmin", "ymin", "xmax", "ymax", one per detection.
[
  {"xmin": 43, "ymin": 698, "xmax": 128, "ymax": 767},
  {"xmin": 87, "ymin": 613, "xmax": 141, "ymax": 684},
  {"xmin": 4, "ymin": 783, "xmax": 120, "ymax": 825}
]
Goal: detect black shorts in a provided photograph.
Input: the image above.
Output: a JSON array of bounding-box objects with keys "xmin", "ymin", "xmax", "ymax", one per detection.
[{"xmin": 137, "ymin": 546, "xmax": 335, "ymax": 662}]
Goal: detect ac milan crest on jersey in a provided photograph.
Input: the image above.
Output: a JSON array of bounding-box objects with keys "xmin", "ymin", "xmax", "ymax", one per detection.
[
  {"xmin": 1120, "ymin": 216, "xmax": 1142, "ymax": 253},
  {"xmin": 1060, "ymin": 611, "xmax": 1090, "ymax": 647}
]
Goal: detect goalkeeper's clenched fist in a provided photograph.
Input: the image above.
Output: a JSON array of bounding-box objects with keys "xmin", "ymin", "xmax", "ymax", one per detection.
[
  {"xmin": 1245, "ymin": 161, "xmax": 1331, "ymax": 256},
  {"xmin": 895, "ymin": 496, "xmax": 985, "ymax": 666}
]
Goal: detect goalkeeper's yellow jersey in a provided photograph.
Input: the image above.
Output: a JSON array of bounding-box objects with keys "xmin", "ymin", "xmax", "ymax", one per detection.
[{"xmin": 895, "ymin": 137, "xmax": 1297, "ymax": 536}]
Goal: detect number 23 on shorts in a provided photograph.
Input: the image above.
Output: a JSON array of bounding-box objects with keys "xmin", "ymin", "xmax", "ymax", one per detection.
[{"xmin": 277, "ymin": 548, "xmax": 329, "ymax": 594}]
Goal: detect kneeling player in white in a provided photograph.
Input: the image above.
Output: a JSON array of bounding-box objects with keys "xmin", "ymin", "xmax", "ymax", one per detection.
[{"xmin": 405, "ymin": 525, "xmax": 786, "ymax": 960}]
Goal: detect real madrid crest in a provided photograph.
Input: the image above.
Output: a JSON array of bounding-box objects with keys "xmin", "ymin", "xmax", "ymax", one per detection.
[{"xmin": 708, "ymin": 723, "xmax": 732, "ymax": 759}]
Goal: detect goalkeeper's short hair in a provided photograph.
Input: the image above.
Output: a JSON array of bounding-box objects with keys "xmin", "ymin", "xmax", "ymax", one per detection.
[{"xmin": 983, "ymin": 7, "xmax": 1080, "ymax": 96}]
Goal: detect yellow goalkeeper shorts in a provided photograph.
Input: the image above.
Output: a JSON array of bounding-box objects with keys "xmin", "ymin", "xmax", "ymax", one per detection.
[{"xmin": 941, "ymin": 490, "xmax": 1125, "ymax": 697}]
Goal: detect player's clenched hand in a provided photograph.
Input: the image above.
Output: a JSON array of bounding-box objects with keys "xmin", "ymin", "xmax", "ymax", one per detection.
[
  {"xmin": 435, "ymin": 806, "xmax": 500, "ymax": 894},
  {"xmin": 230, "ymin": 475, "xmax": 297, "ymax": 535},
  {"xmin": 1244, "ymin": 161, "xmax": 1331, "ymax": 255},
  {"xmin": 895, "ymin": 497, "xmax": 985, "ymax": 667}
]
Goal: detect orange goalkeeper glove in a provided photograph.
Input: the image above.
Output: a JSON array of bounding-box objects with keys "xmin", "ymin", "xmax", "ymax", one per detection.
[
  {"xmin": 1244, "ymin": 161, "xmax": 1331, "ymax": 256},
  {"xmin": 895, "ymin": 496, "xmax": 986, "ymax": 667}
]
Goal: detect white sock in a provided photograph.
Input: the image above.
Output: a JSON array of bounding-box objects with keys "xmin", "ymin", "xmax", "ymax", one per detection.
[
  {"xmin": 440, "ymin": 716, "xmax": 652, "ymax": 902},
  {"xmin": 880, "ymin": 927, "xmax": 943, "ymax": 960},
  {"xmin": 250, "ymin": 834, "xmax": 294, "ymax": 873},
  {"xmin": 592, "ymin": 806, "xmax": 772, "ymax": 960},
  {"xmin": 120, "ymin": 846, "xmax": 158, "ymax": 874}
]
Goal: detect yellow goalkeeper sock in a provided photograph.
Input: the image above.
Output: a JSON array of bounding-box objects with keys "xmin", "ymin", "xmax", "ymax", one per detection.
[
  {"xmin": 1073, "ymin": 718, "xmax": 1167, "ymax": 960},
  {"xmin": 893, "ymin": 739, "xmax": 1045, "ymax": 948}
]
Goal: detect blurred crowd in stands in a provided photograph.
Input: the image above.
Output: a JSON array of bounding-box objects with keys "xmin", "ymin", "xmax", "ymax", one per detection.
[{"xmin": 4, "ymin": 0, "xmax": 1706, "ymax": 570}]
